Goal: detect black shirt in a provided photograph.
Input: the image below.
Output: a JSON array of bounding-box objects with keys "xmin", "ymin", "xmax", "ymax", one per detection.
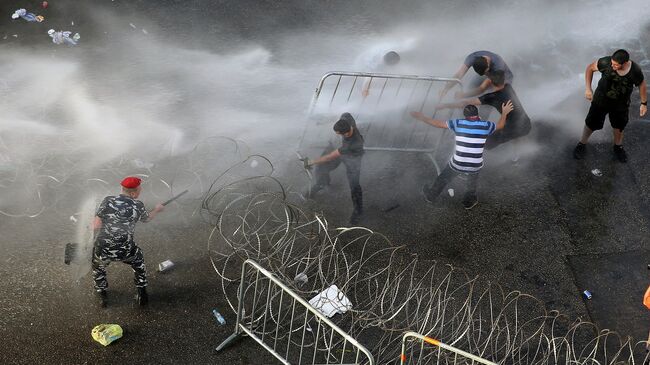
[
  {"xmin": 478, "ymin": 84, "xmax": 531, "ymax": 132},
  {"xmin": 593, "ymin": 56, "xmax": 644, "ymax": 108},
  {"xmin": 337, "ymin": 113, "xmax": 364, "ymax": 157}
]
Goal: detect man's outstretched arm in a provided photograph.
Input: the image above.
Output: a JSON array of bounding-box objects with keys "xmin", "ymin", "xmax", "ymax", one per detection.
[
  {"xmin": 585, "ymin": 61, "xmax": 598, "ymax": 100},
  {"xmin": 310, "ymin": 149, "xmax": 341, "ymax": 166},
  {"xmin": 410, "ymin": 112, "xmax": 449, "ymax": 129},
  {"xmin": 494, "ymin": 100, "xmax": 514, "ymax": 131}
]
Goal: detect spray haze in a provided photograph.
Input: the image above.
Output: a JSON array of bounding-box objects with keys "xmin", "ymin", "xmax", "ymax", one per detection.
[{"xmin": 0, "ymin": 0, "xmax": 648, "ymax": 213}]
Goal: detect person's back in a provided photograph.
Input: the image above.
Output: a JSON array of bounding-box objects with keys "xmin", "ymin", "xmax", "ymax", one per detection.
[
  {"xmin": 447, "ymin": 117, "xmax": 496, "ymax": 173},
  {"xmin": 96, "ymin": 194, "xmax": 148, "ymax": 243}
]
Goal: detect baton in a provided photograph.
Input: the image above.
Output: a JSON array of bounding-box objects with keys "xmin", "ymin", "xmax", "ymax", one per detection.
[{"xmin": 161, "ymin": 189, "xmax": 189, "ymax": 206}]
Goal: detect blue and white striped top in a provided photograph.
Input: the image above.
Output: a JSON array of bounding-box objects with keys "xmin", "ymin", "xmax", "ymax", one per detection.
[{"xmin": 447, "ymin": 118, "xmax": 496, "ymax": 173}]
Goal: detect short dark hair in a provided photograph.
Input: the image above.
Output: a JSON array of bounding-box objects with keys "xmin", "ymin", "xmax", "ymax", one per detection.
[
  {"xmin": 333, "ymin": 119, "xmax": 352, "ymax": 134},
  {"xmin": 472, "ymin": 56, "xmax": 489, "ymax": 76},
  {"xmin": 463, "ymin": 105, "xmax": 479, "ymax": 118},
  {"xmin": 487, "ymin": 70, "xmax": 505, "ymax": 86},
  {"xmin": 612, "ymin": 49, "xmax": 630, "ymax": 64},
  {"xmin": 383, "ymin": 51, "xmax": 400, "ymax": 65}
]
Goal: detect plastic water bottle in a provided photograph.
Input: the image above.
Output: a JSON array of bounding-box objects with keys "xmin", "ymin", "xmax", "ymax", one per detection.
[{"xmin": 212, "ymin": 309, "xmax": 226, "ymax": 325}]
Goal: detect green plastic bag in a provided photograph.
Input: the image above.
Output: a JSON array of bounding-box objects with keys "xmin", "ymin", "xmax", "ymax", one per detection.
[{"xmin": 91, "ymin": 324, "xmax": 123, "ymax": 346}]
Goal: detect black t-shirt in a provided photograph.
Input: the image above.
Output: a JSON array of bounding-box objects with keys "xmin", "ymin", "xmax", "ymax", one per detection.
[
  {"xmin": 478, "ymin": 84, "xmax": 531, "ymax": 130},
  {"xmin": 593, "ymin": 56, "xmax": 644, "ymax": 107},
  {"xmin": 339, "ymin": 128, "xmax": 364, "ymax": 157}
]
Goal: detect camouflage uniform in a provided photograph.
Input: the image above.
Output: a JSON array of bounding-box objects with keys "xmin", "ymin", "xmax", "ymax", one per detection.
[{"xmin": 92, "ymin": 195, "xmax": 150, "ymax": 291}]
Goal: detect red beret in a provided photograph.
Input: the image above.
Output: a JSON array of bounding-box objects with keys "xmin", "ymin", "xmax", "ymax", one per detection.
[{"xmin": 121, "ymin": 176, "xmax": 142, "ymax": 189}]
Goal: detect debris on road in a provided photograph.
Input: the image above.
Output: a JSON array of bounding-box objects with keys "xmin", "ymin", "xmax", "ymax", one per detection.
[
  {"xmin": 212, "ymin": 309, "xmax": 226, "ymax": 325},
  {"xmin": 591, "ymin": 169, "xmax": 602, "ymax": 177},
  {"xmin": 158, "ymin": 260, "xmax": 175, "ymax": 272},
  {"xmin": 11, "ymin": 9, "xmax": 44, "ymax": 22},
  {"xmin": 91, "ymin": 324, "xmax": 123, "ymax": 346},
  {"xmin": 582, "ymin": 290, "xmax": 592, "ymax": 300},
  {"xmin": 48, "ymin": 29, "xmax": 80, "ymax": 46}
]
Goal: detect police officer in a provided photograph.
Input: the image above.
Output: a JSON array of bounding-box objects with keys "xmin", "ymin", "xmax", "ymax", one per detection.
[
  {"xmin": 308, "ymin": 113, "xmax": 364, "ymax": 225},
  {"xmin": 92, "ymin": 176, "xmax": 164, "ymax": 307}
]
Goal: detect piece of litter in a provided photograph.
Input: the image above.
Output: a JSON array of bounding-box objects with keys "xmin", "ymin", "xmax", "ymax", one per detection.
[
  {"xmin": 91, "ymin": 324, "xmax": 123, "ymax": 346},
  {"xmin": 48, "ymin": 29, "xmax": 80, "ymax": 46},
  {"xmin": 129, "ymin": 23, "xmax": 136, "ymax": 29},
  {"xmin": 12, "ymin": 9, "xmax": 44, "ymax": 22},
  {"xmin": 69, "ymin": 215, "xmax": 78, "ymax": 223},
  {"xmin": 142, "ymin": 29, "xmax": 148, "ymax": 35},
  {"xmin": 212, "ymin": 309, "xmax": 226, "ymax": 325},
  {"xmin": 582, "ymin": 290, "xmax": 592, "ymax": 300},
  {"xmin": 132, "ymin": 158, "xmax": 154, "ymax": 169},
  {"xmin": 158, "ymin": 260, "xmax": 174, "ymax": 272},
  {"xmin": 294, "ymin": 272, "xmax": 308, "ymax": 285},
  {"xmin": 591, "ymin": 169, "xmax": 602, "ymax": 177},
  {"xmin": 448, "ymin": 188, "xmax": 454, "ymax": 197},
  {"xmin": 71, "ymin": 21, "xmax": 74, "ymax": 26},
  {"xmin": 42, "ymin": 1, "xmax": 48, "ymax": 9},
  {"xmin": 308, "ymin": 285, "xmax": 352, "ymax": 318},
  {"xmin": 12, "ymin": 34, "xmax": 18, "ymax": 38},
  {"xmin": 250, "ymin": 159, "xmax": 258, "ymax": 168}
]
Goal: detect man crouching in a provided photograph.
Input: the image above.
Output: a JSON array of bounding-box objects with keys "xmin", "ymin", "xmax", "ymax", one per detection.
[{"xmin": 92, "ymin": 176, "xmax": 164, "ymax": 307}]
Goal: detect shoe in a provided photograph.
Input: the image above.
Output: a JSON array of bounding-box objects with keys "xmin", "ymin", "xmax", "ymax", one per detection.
[
  {"xmin": 613, "ymin": 145, "xmax": 627, "ymax": 163},
  {"xmin": 462, "ymin": 197, "xmax": 478, "ymax": 210},
  {"xmin": 96, "ymin": 290, "xmax": 107, "ymax": 308},
  {"xmin": 573, "ymin": 142, "xmax": 586, "ymax": 160},
  {"xmin": 136, "ymin": 287, "xmax": 148, "ymax": 306},
  {"xmin": 307, "ymin": 184, "xmax": 325, "ymax": 199},
  {"xmin": 421, "ymin": 184, "xmax": 435, "ymax": 204},
  {"xmin": 348, "ymin": 210, "xmax": 362, "ymax": 226}
]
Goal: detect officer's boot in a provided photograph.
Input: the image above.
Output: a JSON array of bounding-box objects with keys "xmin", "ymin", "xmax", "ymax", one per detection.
[
  {"xmin": 96, "ymin": 290, "xmax": 108, "ymax": 308},
  {"xmin": 136, "ymin": 287, "xmax": 148, "ymax": 306}
]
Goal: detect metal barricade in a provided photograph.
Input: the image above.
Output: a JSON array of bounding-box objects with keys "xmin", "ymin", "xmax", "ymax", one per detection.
[
  {"xmin": 400, "ymin": 331, "xmax": 497, "ymax": 365},
  {"xmin": 300, "ymin": 71, "xmax": 463, "ymax": 173},
  {"xmin": 216, "ymin": 259, "xmax": 375, "ymax": 365}
]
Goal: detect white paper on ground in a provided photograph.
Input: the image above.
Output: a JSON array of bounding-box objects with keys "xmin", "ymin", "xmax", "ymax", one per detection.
[{"xmin": 308, "ymin": 285, "xmax": 352, "ymax": 318}]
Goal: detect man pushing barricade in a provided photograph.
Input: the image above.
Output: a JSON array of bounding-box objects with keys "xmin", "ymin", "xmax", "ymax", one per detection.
[
  {"xmin": 410, "ymin": 101, "xmax": 513, "ymax": 209},
  {"xmin": 92, "ymin": 176, "xmax": 165, "ymax": 307},
  {"xmin": 436, "ymin": 70, "xmax": 531, "ymax": 152},
  {"xmin": 305, "ymin": 112, "xmax": 364, "ymax": 226}
]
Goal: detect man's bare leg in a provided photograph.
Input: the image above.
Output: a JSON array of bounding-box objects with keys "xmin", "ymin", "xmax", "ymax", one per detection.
[{"xmin": 580, "ymin": 126, "xmax": 594, "ymax": 144}]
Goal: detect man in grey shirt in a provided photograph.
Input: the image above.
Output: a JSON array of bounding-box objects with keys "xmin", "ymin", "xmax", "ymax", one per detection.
[{"xmin": 441, "ymin": 50, "xmax": 513, "ymax": 98}]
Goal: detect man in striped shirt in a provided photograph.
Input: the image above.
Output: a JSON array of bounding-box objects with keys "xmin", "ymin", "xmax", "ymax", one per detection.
[{"xmin": 410, "ymin": 101, "xmax": 513, "ymax": 209}]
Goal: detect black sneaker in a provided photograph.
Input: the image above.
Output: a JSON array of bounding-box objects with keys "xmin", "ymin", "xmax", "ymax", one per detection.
[
  {"xmin": 421, "ymin": 184, "xmax": 435, "ymax": 204},
  {"xmin": 573, "ymin": 142, "xmax": 586, "ymax": 160},
  {"xmin": 96, "ymin": 290, "xmax": 107, "ymax": 308},
  {"xmin": 462, "ymin": 197, "xmax": 478, "ymax": 210},
  {"xmin": 349, "ymin": 210, "xmax": 362, "ymax": 226},
  {"xmin": 307, "ymin": 184, "xmax": 325, "ymax": 199},
  {"xmin": 613, "ymin": 145, "xmax": 627, "ymax": 163},
  {"xmin": 136, "ymin": 287, "xmax": 148, "ymax": 306}
]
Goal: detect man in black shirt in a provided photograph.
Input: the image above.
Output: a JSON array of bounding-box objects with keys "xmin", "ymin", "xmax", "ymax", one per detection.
[
  {"xmin": 307, "ymin": 112, "xmax": 364, "ymax": 225},
  {"xmin": 436, "ymin": 70, "xmax": 531, "ymax": 150},
  {"xmin": 573, "ymin": 49, "xmax": 647, "ymax": 162},
  {"xmin": 92, "ymin": 176, "xmax": 164, "ymax": 307}
]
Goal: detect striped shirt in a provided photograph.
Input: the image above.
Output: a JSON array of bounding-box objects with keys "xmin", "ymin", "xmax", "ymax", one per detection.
[{"xmin": 447, "ymin": 118, "xmax": 496, "ymax": 173}]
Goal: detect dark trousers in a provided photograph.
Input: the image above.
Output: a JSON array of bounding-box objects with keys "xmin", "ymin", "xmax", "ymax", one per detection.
[
  {"xmin": 92, "ymin": 238, "xmax": 147, "ymax": 291},
  {"xmin": 424, "ymin": 164, "xmax": 479, "ymax": 203},
  {"xmin": 313, "ymin": 155, "xmax": 363, "ymax": 214}
]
